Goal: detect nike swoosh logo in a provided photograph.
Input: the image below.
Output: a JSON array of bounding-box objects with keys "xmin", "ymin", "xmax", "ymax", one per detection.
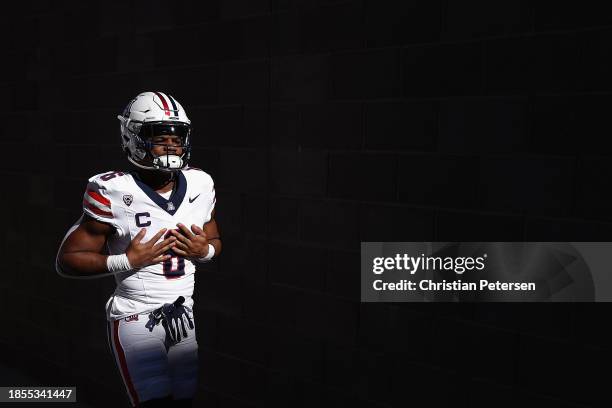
[{"xmin": 189, "ymin": 194, "xmax": 200, "ymax": 203}]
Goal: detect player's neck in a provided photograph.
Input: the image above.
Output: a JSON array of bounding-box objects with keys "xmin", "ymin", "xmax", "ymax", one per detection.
[{"xmin": 135, "ymin": 170, "xmax": 176, "ymax": 192}]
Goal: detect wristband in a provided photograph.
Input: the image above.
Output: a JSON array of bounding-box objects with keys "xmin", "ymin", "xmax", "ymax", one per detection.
[
  {"xmin": 197, "ymin": 244, "xmax": 215, "ymax": 263},
  {"xmin": 107, "ymin": 254, "xmax": 133, "ymax": 273}
]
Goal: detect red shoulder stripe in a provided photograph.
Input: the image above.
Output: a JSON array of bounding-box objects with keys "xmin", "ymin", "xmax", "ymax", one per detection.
[
  {"xmin": 87, "ymin": 190, "xmax": 111, "ymax": 206},
  {"xmin": 83, "ymin": 200, "xmax": 113, "ymax": 217}
]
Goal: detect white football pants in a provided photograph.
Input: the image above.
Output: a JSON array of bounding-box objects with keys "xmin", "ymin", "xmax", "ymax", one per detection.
[{"xmin": 106, "ymin": 310, "xmax": 198, "ymax": 406}]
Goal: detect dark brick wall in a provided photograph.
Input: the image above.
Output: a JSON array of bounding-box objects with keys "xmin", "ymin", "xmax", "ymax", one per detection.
[{"xmin": 1, "ymin": 1, "xmax": 611, "ymax": 407}]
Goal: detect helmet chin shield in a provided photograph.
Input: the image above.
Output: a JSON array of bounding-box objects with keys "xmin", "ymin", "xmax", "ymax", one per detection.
[
  {"xmin": 153, "ymin": 154, "xmax": 184, "ymax": 170},
  {"xmin": 126, "ymin": 153, "xmax": 187, "ymax": 172}
]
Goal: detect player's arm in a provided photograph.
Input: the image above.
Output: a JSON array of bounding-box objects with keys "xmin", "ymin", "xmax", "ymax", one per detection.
[
  {"xmin": 57, "ymin": 215, "xmax": 115, "ymax": 278},
  {"xmin": 204, "ymin": 208, "xmax": 222, "ymax": 256},
  {"xmin": 57, "ymin": 214, "xmax": 177, "ymax": 279}
]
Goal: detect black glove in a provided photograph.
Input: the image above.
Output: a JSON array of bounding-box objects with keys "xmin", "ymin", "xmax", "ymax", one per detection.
[{"xmin": 147, "ymin": 296, "xmax": 194, "ymax": 343}]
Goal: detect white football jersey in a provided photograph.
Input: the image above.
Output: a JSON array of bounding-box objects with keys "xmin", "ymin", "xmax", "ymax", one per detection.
[{"xmin": 57, "ymin": 167, "xmax": 215, "ymax": 321}]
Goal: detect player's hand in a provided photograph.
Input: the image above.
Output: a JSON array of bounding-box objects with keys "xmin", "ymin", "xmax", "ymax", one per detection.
[
  {"xmin": 170, "ymin": 223, "xmax": 210, "ymax": 259},
  {"xmin": 126, "ymin": 228, "xmax": 177, "ymax": 269}
]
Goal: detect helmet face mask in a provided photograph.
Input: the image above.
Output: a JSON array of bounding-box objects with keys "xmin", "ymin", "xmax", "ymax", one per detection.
[{"xmin": 118, "ymin": 92, "xmax": 192, "ymax": 172}]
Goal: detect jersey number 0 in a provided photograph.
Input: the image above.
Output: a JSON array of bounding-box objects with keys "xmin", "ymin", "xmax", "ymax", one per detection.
[
  {"xmin": 163, "ymin": 254, "xmax": 186, "ymax": 278},
  {"xmin": 135, "ymin": 212, "xmax": 186, "ymax": 279}
]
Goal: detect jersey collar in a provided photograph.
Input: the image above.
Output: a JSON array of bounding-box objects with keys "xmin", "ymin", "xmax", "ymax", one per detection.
[{"xmin": 131, "ymin": 171, "xmax": 187, "ymax": 215}]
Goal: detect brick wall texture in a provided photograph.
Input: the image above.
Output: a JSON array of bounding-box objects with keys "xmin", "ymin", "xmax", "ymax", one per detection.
[{"xmin": 1, "ymin": 1, "xmax": 611, "ymax": 407}]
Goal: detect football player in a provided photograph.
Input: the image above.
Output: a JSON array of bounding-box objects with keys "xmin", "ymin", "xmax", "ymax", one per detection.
[{"xmin": 55, "ymin": 91, "xmax": 221, "ymax": 407}]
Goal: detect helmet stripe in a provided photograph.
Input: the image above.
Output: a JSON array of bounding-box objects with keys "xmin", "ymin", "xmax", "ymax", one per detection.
[
  {"xmin": 166, "ymin": 94, "xmax": 180, "ymax": 115},
  {"xmin": 154, "ymin": 91, "xmax": 171, "ymax": 116}
]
